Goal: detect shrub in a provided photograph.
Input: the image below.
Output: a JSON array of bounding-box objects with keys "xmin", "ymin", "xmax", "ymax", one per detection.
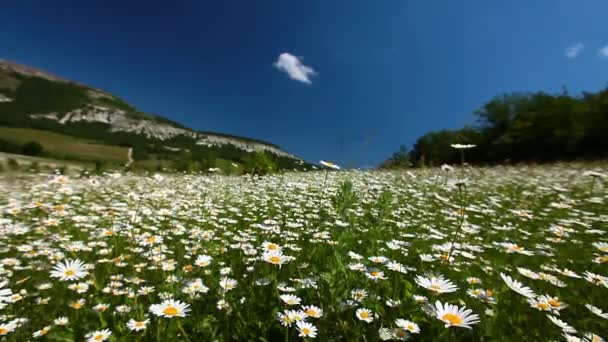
[{"xmin": 21, "ymin": 141, "xmax": 44, "ymax": 156}]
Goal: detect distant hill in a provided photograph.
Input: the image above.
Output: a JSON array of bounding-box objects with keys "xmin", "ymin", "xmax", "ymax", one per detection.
[{"xmin": 0, "ymin": 59, "xmax": 310, "ymax": 173}]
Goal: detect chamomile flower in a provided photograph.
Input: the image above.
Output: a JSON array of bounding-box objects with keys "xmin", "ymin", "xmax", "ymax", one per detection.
[
  {"xmin": 0, "ymin": 321, "xmax": 17, "ymax": 335},
  {"xmin": 433, "ymin": 301, "xmax": 480, "ymax": 329},
  {"xmin": 302, "ymin": 305, "xmax": 323, "ymax": 318},
  {"xmin": 86, "ymin": 329, "xmax": 111, "ymax": 342},
  {"xmin": 415, "ymin": 275, "xmax": 458, "ymax": 294},
  {"xmin": 126, "ymin": 318, "xmax": 149, "ymax": 331},
  {"xmin": 50, "ymin": 259, "xmax": 89, "ymax": 281},
  {"xmin": 547, "ymin": 314, "xmax": 576, "ymax": 334},
  {"xmin": 500, "ymin": 273, "xmax": 536, "ymax": 298},
  {"xmin": 585, "ymin": 304, "xmax": 608, "ymax": 319},
  {"xmin": 296, "ymin": 321, "xmax": 318, "ymax": 338},
  {"xmin": 262, "ymin": 251, "xmax": 290, "ymax": 266},
  {"xmin": 355, "ymin": 308, "xmax": 374, "ymax": 323},
  {"xmin": 219, "ymin": 277, "xmax": 237, "ymax": 291},
  {"xmin": 149, "ymin": 299, "xmax": 190, "ymax": 318},
  {"xmin": 194, "ymin": 255, "xmax": 213, "ymax": 267},
  {"xmin": 395, "ymin": 319, "xmax": 420, "ymax": 334},
  {"xmin": 280, "ymin": 294, "xmax": 302, "ymax": 306}
]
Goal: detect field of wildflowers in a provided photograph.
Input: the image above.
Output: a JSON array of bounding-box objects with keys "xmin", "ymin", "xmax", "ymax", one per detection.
[{"xmin": 0, "ymin": 164, "xmax": 607, "ymax": 341}]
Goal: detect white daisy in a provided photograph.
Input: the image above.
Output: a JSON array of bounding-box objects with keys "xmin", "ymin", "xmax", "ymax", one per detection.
[
  {"xmin": 85, "ymin": 329, "xmax": 111, "ymax": 342},
  {"xmin": 500, "ymin": 273, "xmax": 536, "ymax": 298},
  {"xmin": 127, "ymin": 318, "xmax": 149, "ymax": 331},
  {"xmin": 433, "ymin": 300, "xmax": 480, "ymax": 329},
  {"xmin": 395, "ymin": 319, "xmax": 420, "ymax": 333},
  {"xmin": 547, "ymin": 314, "xmax": 576, "ymax": 334},
  {"xmin": 415, "ymin": 275, "xmax": 458, "ymax": 294},
  {"xmin": 296, "ymin": 321, "xmax": 318, "ymax": 338},
  {"xmin": 149, "ymin": 299, "xmax": 190, "ymax": 318},
  {"xmin": 355, "ymin": 308, "xmax": 374, "ymax": 323},
  {"xmin": 50, "ymin": 259, "xmax": 89, "ymax": 281}
]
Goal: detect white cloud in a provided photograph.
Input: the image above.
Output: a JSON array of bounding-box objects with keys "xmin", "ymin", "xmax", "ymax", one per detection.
[
  {"xmin": 565, "ymin": 42, "xmax": 584, "ymax": 58},
  {"xmin": 274, "ymin": 53, "xmax": 317, "ymax": 84},
  {"xmin": 599, "ymin": 45, "xmax": 608, "ymax": 58}
]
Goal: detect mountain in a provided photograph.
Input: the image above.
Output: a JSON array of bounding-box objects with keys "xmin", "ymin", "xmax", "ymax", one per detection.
[{"xmin": 0, "ymin": 59, "xmax": 309, "ymax": 173}]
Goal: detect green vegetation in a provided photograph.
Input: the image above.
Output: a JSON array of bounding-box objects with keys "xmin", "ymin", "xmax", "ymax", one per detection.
[
  {"xmin": 384, "ymin": 87, "xmax": 608, "ymax": 167},
  {"xmin": 0, "ymin": 65, "xmax": 309, "ymax": 174},
  {"xmin": 0, "ymin": 164, "xmax": 606, "ymax": 340},
  {"xmin": 0, "ymin": 127, "xmax": 128, "ymax": 162}
]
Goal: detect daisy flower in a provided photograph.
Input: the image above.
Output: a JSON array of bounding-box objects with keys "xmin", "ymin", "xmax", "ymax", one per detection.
[
  {"xmin": 585, "ymin": 304, "xmax": 608, "ymax": 319},
  {"xmin": 500, "ymin": 273, "xmax": 536, "ymax": 298},
  {"xmin": 262, "ymin": 241, "xmax": 282, "ymax": 252},
  {"xmin": 433, "ymin": 301, "xmax": 480, "ymax": 329},
  {"xmin": 351, "ymin": 289, "xmax": 368, "ymax": 302},
  {"xmin": 219, "ymin": 277, "xmax": 237, "ymax": 291},
  {"xmin": 262, "ymin": 251, "xmax": 290, "ymax": 266},
  {"xmin": 415, "ymin": 275, "xmax": 458, "ymax": 294},
  {"xmin": 194, "ymin": 255, "xmax": 213, "ymax": 267},
  {"xmin": 53, "ymin": 317, "xmax": 69, "ymax": 326},
  {"xmin": 413, "ymin": 295, "xmax": 428, "ymax": 303},
  {"xmin": 355, "ymin": 308, "xmax": 374, "ymax": 323},
  {"xmin": 85, "ymin": 329, "xmax": 111, "ymax": 342},
  {"xmin": 302, "ymin": 305, "xmax": 323, "ymax": 318},
  {"xmin": 50, "ymin": 259, "xmax": 89, "ymax": 281},
  {"xmin": 0, "ymin": 321, "xmax": 16, "ymax": 336},
  {"xmin": 592, "ymin": 242, "xmax": 608, "ymax": 253},
  {"xmin": 547, "ymin": 314, "xmax": 576, "ymax": 334},
  {"xmin": 296, "ymin": 321, "xmax": 318, "ymax": 338},
  {"xmin": 395, "ymin": 319, "xmax": 420, "ymax": 333},
  {"xmin": 32, "ymin": 326, "xmax": 51, "ymax": 338},
  {"xmin": 127, "ymin": 318, "xmax": 149, "ymax": 331},
  {"xmin": 366, "ymin": 268, "xmax": 387, "ymax": 281},
  {"xmin": 280, "ymin": 294, "xmax": 301, "ymax": 306},
  {"xmin": 149, "ymin": 299, "xmax": 190, "ymax": 318}
]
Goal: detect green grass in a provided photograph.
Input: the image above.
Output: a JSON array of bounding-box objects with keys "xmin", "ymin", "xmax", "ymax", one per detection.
[
  {"xmin": 0, "ymin": 164, "xmax": 606, "ymax": 341},
  {"xmin": 0, "ymin": 127, "xmax": 128, "ymax": 162}
]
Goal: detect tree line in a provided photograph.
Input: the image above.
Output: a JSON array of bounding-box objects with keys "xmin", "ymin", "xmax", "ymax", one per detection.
[{"xmin": 381, "ymin": 86, "xmax": 608, "ymax": 168}]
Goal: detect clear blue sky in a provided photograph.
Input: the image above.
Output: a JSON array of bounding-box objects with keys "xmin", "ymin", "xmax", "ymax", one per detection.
[{"xmin": 1, "ymin": 1, "xmax": 607, "ymax": 167}]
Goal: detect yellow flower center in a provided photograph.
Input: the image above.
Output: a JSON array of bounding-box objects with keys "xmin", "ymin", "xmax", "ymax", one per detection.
[
  {"xmin": 430, "ymin": 284, "xmax": 442, "ymax": 291},
  {"xmin": 537, "ymin": 303, "xmax": 549, "ymax": 310},
  {"xmin": 269, "ymin": 255, "xmax": 281, "ymax": 264},
  {"xmin": 548, "ymin": 299, "xmax": 561, "ymax": 308},
  {"xmin": 163, "ymin": 306, "xmax": 178, "ymax": 316},
  {"xmin": 146, "ymin": 237, "xmax": 156, "ymax": 243},
  {"xmin": 267, "ymin": 244, "xmax": 278, "ymax": 250},
  {"xmin": 359, "ymin": 311, "xmax": 369, "ymax": 319},
  {"xmin": 441, "ymin": 313, "xmax": 463, "ymax": 326},
  {"xmin": 305, "ymin": 309, "xmax": 315, "ymax": 316},
  {"xmin": 370, "ymin": 271, "xmax": 379, "ymax": 277},
  {"xmin": 65, "ymin": 269, "xmax": 75, "ymax": 276},
  {"xmin": 0, "ymin": 328, "xmax": 7, "ymax": 335},
  {"xmin": 135, "ymin": 322, "xmax": 144, "ymax": 328},
  {"xmin": 94, "ymin": 334, "xmax": 104, "ymax": 341},
  {"xmin": 302, "ymin": 327, "xmax": 311, "ymax": 335}
]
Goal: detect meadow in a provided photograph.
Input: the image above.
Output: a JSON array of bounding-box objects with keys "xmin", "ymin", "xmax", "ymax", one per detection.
[{"xmin": 0, "ymin": 164, "xmax": 606, "ymax": 341}]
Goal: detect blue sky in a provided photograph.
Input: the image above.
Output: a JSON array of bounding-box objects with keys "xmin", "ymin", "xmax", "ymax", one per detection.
[{"xmin": 1, "ymin": 1, "xmax": 608, "ymax": 167}]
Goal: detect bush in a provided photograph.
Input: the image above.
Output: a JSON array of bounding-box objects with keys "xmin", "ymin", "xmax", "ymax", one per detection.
[
  {"xmin": 21, "ymin": 141, "xmax": 44, "ymax": 156},
  {"xmin": 7, "ymin": 158, "xmax": 19, "ymax": 170}
]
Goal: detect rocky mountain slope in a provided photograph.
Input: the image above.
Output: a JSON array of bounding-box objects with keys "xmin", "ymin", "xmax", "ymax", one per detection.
[{"xmin": 0, "ymin": 59, "xmax": 305, "ymax": 170}]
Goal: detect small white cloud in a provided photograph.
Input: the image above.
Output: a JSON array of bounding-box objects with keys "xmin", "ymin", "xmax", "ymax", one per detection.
[
  {"xmin": 565, "ymin": 42, "xmax": 584, "ymax": 58},
  {"xmin": 274, "ymin": 53, "xmax": 317, "ymax": 84},
  {"xmin": 599, "ymin": 45, "xmax": 608, "ymax": 58}
]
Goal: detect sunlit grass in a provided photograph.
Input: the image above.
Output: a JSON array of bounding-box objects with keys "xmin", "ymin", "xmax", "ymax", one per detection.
[{"xmin": 0, "ymin": 164, "xmax": 606, "ymax": 340}]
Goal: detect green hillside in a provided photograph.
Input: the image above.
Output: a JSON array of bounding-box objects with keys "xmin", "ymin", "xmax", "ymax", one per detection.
[
  {"xmin": 0, "ymin": 127, "xmax": 128, "ymax": 162},
  {"xmin": 0, "ymin": 60, "xmax": 312, "ymax": 173}
]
